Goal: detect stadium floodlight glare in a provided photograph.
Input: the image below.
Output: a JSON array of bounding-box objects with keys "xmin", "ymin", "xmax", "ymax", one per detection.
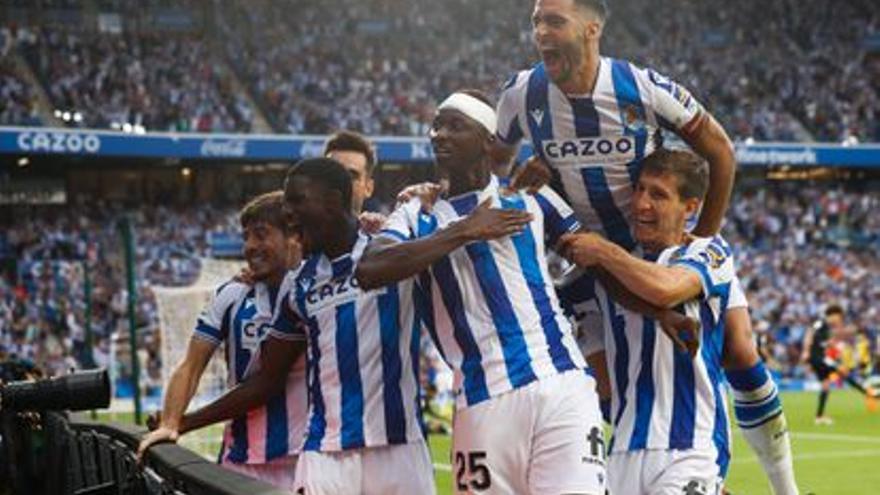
[
  {"xmin": 16, "ymin": 157, "xmax": 29, "ymax": 167},
  {"xmin": 54, "ymin": 109, "xmax": 62, "ymax": 118},
  {"xmin": 62, "ymin": 111, "xmax": 72, "ymax": 121},
  {"xmin": 122, "ymin": 123, "xmax": 133, "ymax": 133},
  {"xmin": 0, "ymin": 369, "xmax": 110, "ymax": 412},
  {"xmin": 73, "ymin": 112, "xmax": 84, "ymax": 123}
]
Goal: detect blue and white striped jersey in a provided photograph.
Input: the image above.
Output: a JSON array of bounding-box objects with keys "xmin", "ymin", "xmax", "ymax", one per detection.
[
  {"xmin": 193, "ymin": 277, "xmax": 307, "ymax": 464},
  {"xmin": 380, "ymin": 176, "xmax": 587, "ymax": 409},
  {"xmin": 270, "ymin": 233, "xmax": 424, "ymax": 452},
  {"xmin": 497, "ymin": 57, "xmax": 706, "ymax": 251},
  {"xmin": 595, "ymin": 235, "xmax": 737, "ymax": 477}
]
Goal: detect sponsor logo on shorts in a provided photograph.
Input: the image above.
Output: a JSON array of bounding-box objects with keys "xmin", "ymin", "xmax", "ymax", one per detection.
[
  {"xmin": 682, "ymin": 479, "xmax": 709, "ymax": 495},
  {"xmin": 582, "ymin": 426, "xmax": 606, "ymax": 466}
]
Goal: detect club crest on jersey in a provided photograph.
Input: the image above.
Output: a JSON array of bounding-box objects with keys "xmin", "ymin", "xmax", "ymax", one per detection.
[
  {"xmin": 541, "ymin": 136, "xmax": 636, "ymax": 164},
  {"xmin": 622, "ymin": 104, "xmax": 646, "ymax": 133}
]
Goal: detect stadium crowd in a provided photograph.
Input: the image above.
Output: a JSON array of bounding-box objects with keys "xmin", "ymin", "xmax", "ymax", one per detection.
[
  {"xmin": 15, "ymin": 26, "xmax": 254, "ymax": 132},
  {"xmin": 0, "ymin": 0, "xmax": 876, "ymax": 141},
  {"xmin": 1, "ymin": 184, "xmax": 878, "ymax": 393},
  {"xmin": 0, "ymin": 201, "xmax": 238, "ymax": 394}
]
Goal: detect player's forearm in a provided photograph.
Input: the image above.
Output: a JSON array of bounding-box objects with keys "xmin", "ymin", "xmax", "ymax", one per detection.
[
  {"xmin": 160, "ymin": 364, "xmax": 201, "ymax": 430},
  {"xmin": 357, "ymin": 224, "xmax": 471, "ymax": 290},
  {"xmin": 690, "ymin": 115, "xmax": 736, "ymax": 237},
  {"xmin": 595, "ymin": 241, "xmax": 697, "ymax": 308},
  {"xmin": 179, "ymin": 372, "xmax": 283, "ymax": 434},
  {"xmin": 594, "ymin": 267, "xmax": 669, "ymax": 320}
]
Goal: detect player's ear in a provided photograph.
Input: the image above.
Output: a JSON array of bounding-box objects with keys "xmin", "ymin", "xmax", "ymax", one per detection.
[{"xmin": 684, "ymin": 197, "xmax": 701, "ymax": 217}]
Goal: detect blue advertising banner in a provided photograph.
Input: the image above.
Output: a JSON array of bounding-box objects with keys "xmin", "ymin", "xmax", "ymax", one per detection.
[{"xmin": 1, "ymin": 126, "xmax": 879, "ymax": 166}]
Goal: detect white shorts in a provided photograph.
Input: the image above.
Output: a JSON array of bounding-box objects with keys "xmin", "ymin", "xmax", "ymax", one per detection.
[
  {"xmin": 221, "ymin": 454, "xmax": 297, "ymax": 490},
  {"xmin": 452, "ymin": 369, "xmax": 606, "ymax": 495},
  {"xmin": 607, "ymin": 449, "xmax": 722, "ymax": 495},
  {"xmin": 293, "ymin": 441, "xmax": 435, "ymax": 495}
]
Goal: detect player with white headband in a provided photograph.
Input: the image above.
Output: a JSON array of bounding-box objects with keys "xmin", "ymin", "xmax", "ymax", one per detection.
[{"xmin": 357, "ymin": 88, "xmax": 609, "ymax": 494}]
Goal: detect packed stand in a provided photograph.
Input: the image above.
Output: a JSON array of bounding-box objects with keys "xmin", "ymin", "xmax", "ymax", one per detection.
[
  {"xmin": 15, "ymin": 26, "xmax": 254, "ymax": 132},
  {"xmin": 725, "ymin": 184, "xmax": 880, "ymax": 380},
  {"xmin": 218, "ymin": 0, "xmax": 879, "ymax": 142},
  {"xmin": 0, "ymin": 28, "xmax": 41, "ymax": 126},
  {"xmin": 0, "ymin": 201, "xmax": 239, "ymax": 395}
]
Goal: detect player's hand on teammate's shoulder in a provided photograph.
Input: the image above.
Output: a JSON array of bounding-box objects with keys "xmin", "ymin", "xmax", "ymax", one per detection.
[
  {"xmin": 136, "ymin": 424, "xmax": 181, "ymax": 464},
  {"xmin": 508, "ymin": 155, "xmax": 552, "ymax": 194},
  {"xmin": 457, "ymin": 197, "xmax": 533, "ymax": 242},
  {"xmin": 233, "ymin": 267, "xmax": 257, "ymax": 286},
  {"xmin": 358, "ymin": 211, "xmax": 387, "ymax": 234},
  {"xmin": 396, "ymin": 182, "xmax": 444, "ymax": 213},
  {"xmin": 557, "ymin": 232, "xmax": 607, "ymax": 267},
  {"xmin": 658, "ymin": 310, "xmax": 701, "ymax": 358}
]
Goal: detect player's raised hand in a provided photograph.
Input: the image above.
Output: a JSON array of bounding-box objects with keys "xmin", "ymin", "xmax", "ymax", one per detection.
[
  {"xmin": 557, "ymin": 232, "xmax": 605, "ymax": 267},
  {"xmin": 658, "ymin": 309, "xmax": 701, "ymax": 358},
  {"xmin": 396, "ymin": 182, "xmax": 443, "ymax": 213},
  {"xmin": 136, "ymin": 425, "xmax": 180, "ymax": 464},
  {"xmin": 508, "ymin": 156, "xmax": 552, "ymax": 194},
  {"xmin": 458, "ymin": 197, "xmax": 532, "ymax": 241},
  {"xmin": 358, "ymin": 211, "xmax": 387, "ymax": 234}
]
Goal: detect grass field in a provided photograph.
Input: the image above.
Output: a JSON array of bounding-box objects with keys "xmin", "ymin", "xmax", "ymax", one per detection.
[{"xmin": 102, "ymin": 390, "xmax": 880, "ymax": 494}]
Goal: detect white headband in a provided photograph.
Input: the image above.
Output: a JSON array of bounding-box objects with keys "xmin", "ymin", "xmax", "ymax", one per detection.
[{"xmin": 437, "ymin": 93, "xmax": 497, "ymax": 135}]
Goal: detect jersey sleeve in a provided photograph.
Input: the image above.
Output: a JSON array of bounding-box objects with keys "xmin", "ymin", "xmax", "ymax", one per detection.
[
  {"xmin": 532, "ymin": 185, "xmax": 582, "ymax": 247},
  {"xmin": 670, "ymin": 236, "xmax": 736, "ymax": 301},
  {"xmin": 643, "ymin": 68, "xmax": 707, "ymax": 140},
  {"xmin": 192, "ymin": 281, "xmax": 239, "ymax": 347},
  {"xmin": 728, "ymin": 275, "xmax": 748, "ymax": 309},
  {"xmin": 268, "ymin": 287, "xmax": 307, "ymax": 342},
  {"xmin": 377, "ymin": 199, "xmax": 419, "ymax": 243},
  {"xmin": 495, "ymin": 72, "xmax": 526, "ymax": 146}
]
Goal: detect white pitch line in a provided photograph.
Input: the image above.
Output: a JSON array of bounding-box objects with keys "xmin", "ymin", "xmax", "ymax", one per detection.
[
  {"xmin": 790, "ymin": 432, "xmax": 880, "ymax": 444},
  {"xmin": 731, "ymin": 448, "xmax": 880, "ymax": 465},
  {"xmin": 434, "ymin": 463, "xmax": 452, "ymax": 472}
]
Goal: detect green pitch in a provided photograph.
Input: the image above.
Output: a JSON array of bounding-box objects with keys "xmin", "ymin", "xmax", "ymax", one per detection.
[{"xmin": 101, "ymin": 390, "xmax": 880, "ymax": 494}]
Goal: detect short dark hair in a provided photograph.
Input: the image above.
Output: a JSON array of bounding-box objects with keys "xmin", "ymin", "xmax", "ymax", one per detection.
[
  {"xmin": 640, "ymin": 148, "xmax": 709, "ymax": 200},
  {"xmin": 825, "ymin": 304, "xmax": 845, "ymax": 317},
  {"xmin": 240, "ymin": 191, "xmax": 295, "ymax": 235},
  {"xmin": 575, "ymin": 0, "xmax": 609, "ymax": 20},
  {"xmin": 285, "ymin": 157, "xmax": 353, "ymax": 213},
  {"xmin": 323, "ymin": 130, "xmax": 377, "ymax": 175}
]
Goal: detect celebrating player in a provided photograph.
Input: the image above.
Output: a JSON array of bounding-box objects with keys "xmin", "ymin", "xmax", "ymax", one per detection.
[
  {"xmin": 323, "ymin": 130, "xmax": 377, "ymax": 214},
  {"xmin": 136, "ymin": 191, "xmax": 305, "ymax": 489},
  {"xmin": 493, "ymin": 0, "xmax": 737, "ymax": 414},
  {"xmin": 359, "ymin": 89, "xmax": 608, "ymax": 495},
  {"xmin": 560, "ymin": 149, "xmax": 797, "ymax": 494},
  {"xmin": 273, "ymin": 158, "xmax": 434, "ymax": 495}
]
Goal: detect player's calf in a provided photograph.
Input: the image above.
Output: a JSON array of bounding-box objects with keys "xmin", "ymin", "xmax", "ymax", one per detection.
[{"xmin": 726, "ymin": 361, "xmax": 799, "ymax": 495}]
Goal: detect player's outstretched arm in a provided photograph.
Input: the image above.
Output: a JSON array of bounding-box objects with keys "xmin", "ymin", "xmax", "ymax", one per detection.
[
  {"xmin": 682, "ymin": 113, "xmax": 736, "ymax": 237},
  {"xmin": 178, "ymin": 336, "xmax": 305, "ymax": 435},
  {"xmin": 356, "ymin": 198, "xmax": 532, "ymax": 290},
  {"xmin": 558, "ymin": 232, "xmax": 702, "ymax": 308},
  {"xmin": 137, "ymin": 336, "xmax": 216, "ymax": 462}
]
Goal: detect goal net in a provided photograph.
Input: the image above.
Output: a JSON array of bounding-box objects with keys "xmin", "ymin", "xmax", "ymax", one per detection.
[{"xmin": 153, "ymin": 257, "xmax": 244, "ymax": 459}]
